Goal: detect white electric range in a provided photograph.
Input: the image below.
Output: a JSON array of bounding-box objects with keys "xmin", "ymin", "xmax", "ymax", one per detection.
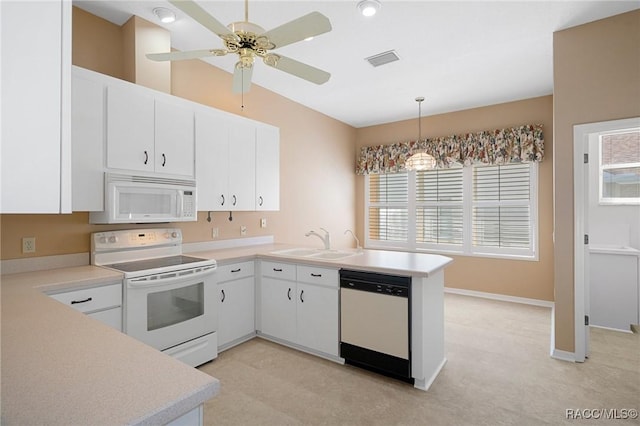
[{"xmin": 92, "ymin": 228, "xmax": 218, "ymax": 367}]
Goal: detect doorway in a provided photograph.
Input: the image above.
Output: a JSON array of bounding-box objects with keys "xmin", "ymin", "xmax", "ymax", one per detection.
[{"xmin": 573, "ymin": 117, "xmax": 640, "ymax": 362}]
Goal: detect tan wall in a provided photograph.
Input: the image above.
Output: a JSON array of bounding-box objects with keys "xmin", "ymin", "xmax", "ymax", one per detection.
[
  {"xmin": 0, "ymin": 7, "xmax": 356, "ymax": 260},
  {"xmin": 355, "ymin": 96, "xmax": 555, "ymax": 302},
  {"xmin": 552, "ymin": 10, "xmax": 640, "ymax": 352}
]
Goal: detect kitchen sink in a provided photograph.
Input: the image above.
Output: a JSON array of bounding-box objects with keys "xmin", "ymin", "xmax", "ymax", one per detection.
[
  {"xmin": 309, "ymin": 251, "xmax": 359, "ymax": 260},
  {"xmin": 270, "ymin": 248, "xmax": 361, "ymax": 261},
  {"xmin": 270, "ymin": 248, "xmax": 323, "ymax": 257}
]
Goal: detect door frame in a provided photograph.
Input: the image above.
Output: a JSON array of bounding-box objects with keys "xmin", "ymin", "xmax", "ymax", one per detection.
[{"xmin": 572, "ymin": 117, "xmax": 640, "ymax": 362}]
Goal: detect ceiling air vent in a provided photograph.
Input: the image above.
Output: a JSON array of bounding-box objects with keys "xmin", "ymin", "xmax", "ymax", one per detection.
[{"xmin": 365, "ymin": 50, "xmax": 400, "ymax": 67}]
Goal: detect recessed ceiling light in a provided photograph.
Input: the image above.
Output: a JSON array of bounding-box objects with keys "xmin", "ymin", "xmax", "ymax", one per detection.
[
  {"xmin": 153, "ymin": 7, "xmax": 176, "ymax": 24},
  {"xmin": 304, "ymin": 36, "xmax": 314, "ymax": 42},
  {"xmin": 357, "ymin": 0, "xmax": 381, "ymax": 17}
]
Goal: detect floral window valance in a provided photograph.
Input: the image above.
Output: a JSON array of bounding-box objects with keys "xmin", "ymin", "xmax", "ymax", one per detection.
[{"xmin": 356, "ymin": 123, "xmax": 544, "ymax": 175}]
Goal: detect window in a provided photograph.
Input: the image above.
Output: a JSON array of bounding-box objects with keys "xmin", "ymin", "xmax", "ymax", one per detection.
[
  {"xmin": 365, "ymin": 163, "xmax": 538, "ymax": 259},
  {"xmin": 599, "ymin": 130, "xmax": 640, "ymax": 204}
]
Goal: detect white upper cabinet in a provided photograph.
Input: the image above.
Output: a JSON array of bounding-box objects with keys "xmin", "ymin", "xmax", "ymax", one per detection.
[
  {"xmin": 72, "ymin": 67, "xmax": 105, "ymax": 212},
  {"xmin": 196, "ymin": 110, "xmax": 278, "ymax": 212},
  {"xmin": 1, "ymin": 0, "xmax": 71, "ymax": 213},
  {"xmin": 228, "ymin": 121, "xmax": 256, "ymax": 211},
  {"xmin": 106, "ymin": 85, "xmax": 155, "ymax": 174},
  {"xmin": 154, "ymin": 99, "xmax": 195, "ymax": 177},
  {"xmin": 195, "ymin": 109, "xmax": 230, "ymax": 211},
  {"xmin": 106, "ymin": 85, "xmax": 194, "ymax": 178},
  {"xmin": 255, "ymin": 126, "xmax": 280, "ymax": 211}
]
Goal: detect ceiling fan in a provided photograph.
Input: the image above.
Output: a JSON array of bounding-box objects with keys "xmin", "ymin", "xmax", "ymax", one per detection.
[{"xmin": 147, "ymin": 0, "xmax": 332, "ymax": 93}]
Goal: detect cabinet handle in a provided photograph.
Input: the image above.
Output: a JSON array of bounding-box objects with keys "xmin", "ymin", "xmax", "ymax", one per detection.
[
  {"xmin": 221, "ymin": 195, "xmax": 225, "ymax": 206},
  {"xmin": 232, "ymin": 195, "xmax": 237, "ymax": 206},
  {"xmin": 143, "ymin": 150, "xmax": 148, "ymax": 165},
  {"xmin": 220, "ymin": 289, "xmax": 225, "ymax": 303},
  {"xmin": 231, "ymin": 268, "xmax": 241, "ymax": 273},
  {"xmin": 300, "ymin": 290, "xmax": 304, "ymax": 303},
  {"xmin": 273, "ymin": 268, "xmax": 283, "ymax": 272},
  {"xmin": 71, "ymin": 297, "xmax": 92, "ymax": 305},
  {"xmin": 161, "ymin": 153, "xmax": 166, "ymax": 167},
  {"xmin": 259, "ymin": 196, "xmax": 264, "ymax": 206},
  {"xmin": 311, "ymin": 273, "xmax": 322, "ymax": 277},
  {"xmin": 287, "ymin": 288, "xmax": 291, "ymax": 300}
]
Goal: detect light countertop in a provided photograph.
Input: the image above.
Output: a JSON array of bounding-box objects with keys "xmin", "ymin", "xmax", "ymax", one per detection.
[
  {"xmin": 188, "ymin": 243, "xmax": 454, "ymax": 277},
  {"xmin": 1, "ymin": 243, "xmax": 451, "ymax": 424},
  {"xmin": 1, "ymin": 266, "xmax": 220, "ymax": 425}
]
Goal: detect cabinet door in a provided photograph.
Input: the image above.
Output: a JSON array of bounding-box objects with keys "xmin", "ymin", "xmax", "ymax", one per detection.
[
  {"xmin": 218, "ymin": 276, "xmax": 255, "ymax": 348},
  {"xmin": 296, "ymin": 283, "xmax": 339, "ymax": 356},
  {"xmin": 255, "ymin": 126, "xmax": 280, "ymax": 211},
  {"xmin": 106, "ymin": 85, "xmax": 154, "ymax": 173},
  {"xmin": 228, "ymin": 122, "xmax": 256, "ymax": 210},
  {"xmin": 260, "ymin": 277, "xmax": 296, "ymax": 342},
  {"xmin": 195, "ymin": 110, "xmax": 229, "ymax": 210},
  {"xmin": 72, "ymin": 68, "xmax": 105, "ymax": 211},
  {"xmin": 155, "ymin": 99, "xmax": 195, "ymax": 178},
  {"xmin": 89, "ymin": 308, "xmax": 122, "ymax": 331},
  {"xmin": 1, "ymin": 0, "xmax": 71, "ymax": 213}
]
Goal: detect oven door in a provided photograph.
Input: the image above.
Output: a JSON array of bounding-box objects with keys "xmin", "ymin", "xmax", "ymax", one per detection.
[{"xmin": 125, "ymin": 265, "xmax": 217, "ymax": 351}]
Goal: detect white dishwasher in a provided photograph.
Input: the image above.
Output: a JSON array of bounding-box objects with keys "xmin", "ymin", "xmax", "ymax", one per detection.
[{"xmin": 339, "ymin": 269, "xmax": 412, "ymax": 383}]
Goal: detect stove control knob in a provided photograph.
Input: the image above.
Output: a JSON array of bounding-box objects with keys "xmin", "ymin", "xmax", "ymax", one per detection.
[
  {"xmin": 108, "ymin": 236, "xmax": 118, "ymax": 244},
  {"xmin": 171, "ymin": 231, "xmax": 178, "ymax": 239},
  {"xmin": 99, "ymin": 236, "xmax": 107, "ymax": 244}
]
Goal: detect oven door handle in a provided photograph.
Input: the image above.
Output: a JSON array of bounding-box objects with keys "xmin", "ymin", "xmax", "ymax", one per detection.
[{"xmin": 128, "ymin": 265, "xmax": 216, "ymax": 288}]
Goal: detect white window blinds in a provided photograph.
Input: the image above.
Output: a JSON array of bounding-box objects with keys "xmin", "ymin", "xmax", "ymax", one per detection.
[
  {"xmin": 365, "ymin": 162, "xmax": 538, "ymax": 260},
  {"xmin": 472, "ymin": 164, "xmax": 532, "ymax": 251},
  {"xmin": 368, "ymin": 173, "xmax": 408, "ymax": 242},
  {"xmin": 416, "ymin": 168, "xmax": 464, "ymax": 245}
]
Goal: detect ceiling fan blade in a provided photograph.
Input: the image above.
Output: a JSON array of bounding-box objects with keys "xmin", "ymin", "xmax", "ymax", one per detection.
[
  {"xmin": 146, "ymin": 49, "xmax": 227, "ymax": 62},
  {"xmin": 169, "ymin": 0, "xmax": 239, "ymax": 42},
  {"xmin": 232, "ymin": 63, "xmax": 254, "ymax": 93},
  {"xmin": 264, "ymin": 55, "xmax": 330, "ymax": 85},
  {"xmin": 261, "ymin": 12, "xmax": 331, "ymax": 49}
]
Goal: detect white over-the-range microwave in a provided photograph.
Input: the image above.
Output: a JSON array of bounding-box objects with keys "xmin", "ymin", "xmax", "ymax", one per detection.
[{"xmin": 89, "ymin": 173, "xmax": 197, "ymax": 224}]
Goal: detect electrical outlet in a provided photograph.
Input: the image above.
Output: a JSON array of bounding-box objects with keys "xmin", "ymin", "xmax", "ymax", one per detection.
[
  {"xmin": 22, "ymin": 237, "xmax": 36, "ymax": 254},
  {"xmin": 260, "ymin": 218, "xmax": 267, "ymax": 228},
  {"xmin": 240, "ymin": 225, "xmax": 247, "ymax": 236},
  {"xmin": 212, "ymin": 228, "xmax": 219, "ymax": 239}
]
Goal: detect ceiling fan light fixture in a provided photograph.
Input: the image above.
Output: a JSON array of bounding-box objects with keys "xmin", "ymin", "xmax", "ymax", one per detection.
[
  {"xmin": 357, "ymin": 0, "xmax": 381, "ymax": 17},
  {"xmin": 152, "ymin": 7, "xmax": 176, "ymax": 24}
]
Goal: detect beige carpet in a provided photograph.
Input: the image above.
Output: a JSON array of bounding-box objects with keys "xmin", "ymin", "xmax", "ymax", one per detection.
[{"xmin": 198, "ymin": 293, "xmax": 639, "ymax": 425}]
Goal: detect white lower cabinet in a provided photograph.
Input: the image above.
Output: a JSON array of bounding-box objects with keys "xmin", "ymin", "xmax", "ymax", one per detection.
[
  {"xmin": 217, "ymin": 261, "xmax": 256, "ymax": 350},
  {"xmin": 259, "ymin": 261, "xmax": 339, "ymax": 357},
  {"xmin": 47, "ymin": 282, "xmax": 122, "ymax": 331}
]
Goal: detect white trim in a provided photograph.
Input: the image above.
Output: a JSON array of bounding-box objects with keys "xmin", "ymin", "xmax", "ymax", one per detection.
[
  {"xmin": 444, "ymin": 287, "xmax": 554, "ymax": 308},
  {"xmin": 572, "ymin": 117, "xmax": 640, "ymax": 364},
  {"xmin": 550, "ymin": 349, "xmax": 576, "ymax": 362},
  {"xmin": 414, "ymin": 357, "xmax": 447, "ymax": 391},
  {"xmin": 589, "ymin": 324, "xmax": 634, "ymax": 334},
  {"xmin": 182, "ymin": 236, "xmax": 274, "ymax": 253}
]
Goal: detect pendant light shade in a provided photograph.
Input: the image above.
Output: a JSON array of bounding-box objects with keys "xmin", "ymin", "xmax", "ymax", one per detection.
[{"xmin": 405, "ymin": 97, "xmax": 436, "ymax": 171}]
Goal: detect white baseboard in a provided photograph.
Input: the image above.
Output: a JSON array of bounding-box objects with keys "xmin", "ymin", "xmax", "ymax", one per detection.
[
  {"xmin": 183, "ymin": 236, "xmax": 274, "ymax": 253},
  {"xmin": 444, "ymin": 287, "xmax": 554, "ymax": 308},
  {"xmin": 414, "ymin": 357, "xmax": 447, "ymax": 392},
  {"xmin": 589, "ymin": 324, "xmax": 634, "ymax": 334},
  {"xmin": 550, "ymin": 348, "xmax": 576, "ymax": 362}
]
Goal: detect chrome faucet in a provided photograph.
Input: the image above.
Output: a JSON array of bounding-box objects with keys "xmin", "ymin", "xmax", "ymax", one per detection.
[{"xmin": 305, "ymin": 228, "xmax": 331, "ymax": 250}]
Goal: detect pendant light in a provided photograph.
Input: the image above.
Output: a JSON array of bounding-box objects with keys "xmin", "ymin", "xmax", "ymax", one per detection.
[{"xmin": 405, "ymin": 97, "xmax": 436, "ymax": 171}]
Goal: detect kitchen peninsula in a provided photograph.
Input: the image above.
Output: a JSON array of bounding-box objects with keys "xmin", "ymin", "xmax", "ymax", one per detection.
[{"xmin": 1, "ymin": 243, "xmax": 451, "ymax": 424}]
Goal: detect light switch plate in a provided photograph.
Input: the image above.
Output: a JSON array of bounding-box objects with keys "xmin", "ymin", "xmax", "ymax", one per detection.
[{"xmin": 260, "ymin": 218, "xmax": 267, "ymax": 228}]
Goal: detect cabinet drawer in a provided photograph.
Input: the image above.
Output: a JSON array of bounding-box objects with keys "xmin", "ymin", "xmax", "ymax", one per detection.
[
  {"xmin": 261, "ymin": 261, "xmax": 296, "ymax": 281},
  {"xmin": 49, "ymin": 282, "xmax": 122, "ymax": 314},
  {"xmin": 297, "ymin": 265, "xmax": 339, "ymax": 288},
  {"xmin": 217, "ymin": 261, "xmax": 255, "ymax": 282}
]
